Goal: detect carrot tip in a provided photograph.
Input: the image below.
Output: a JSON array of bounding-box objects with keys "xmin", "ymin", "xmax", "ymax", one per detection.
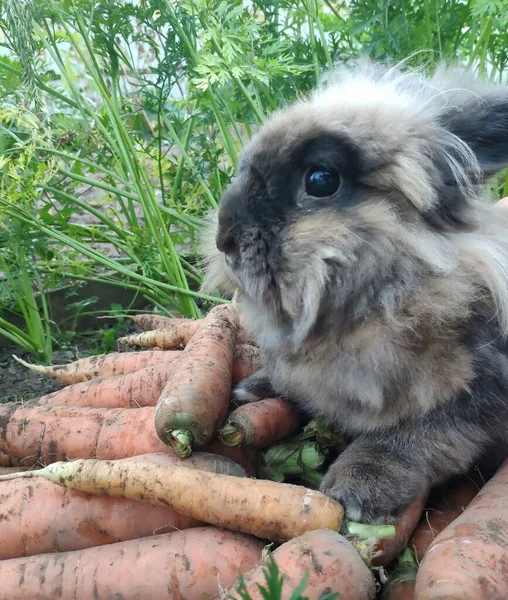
[
  {"xmin": 218, "ymin": 423, "xmax": 245, "ymax": 448},
  {"xmin": 169, "ymin": 429, "xmax": 194, "ymax": 457}
]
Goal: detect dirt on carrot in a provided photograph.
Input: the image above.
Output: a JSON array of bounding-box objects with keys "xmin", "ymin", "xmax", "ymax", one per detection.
[
  {"xmin": 0, "ymin": 452, "xmax": 247, "ymax": 559},
  {"xmin": 118, "ymin": 321, "xmax": 202, "ymax": 350},
  {"xmin": 14, "ymin": 350, "xmax": 179, "ymax": 385},
  {"xmin": 415, "ymin": 458, "xmax": 508, "ymax": 600},
  {"xmin": 34, "ymin": 360, "xmax": 175, "ymax": 408},
  {"xmin": 227, "ymin": 529, "xmax": 376, "ymax": 600},
  {"xmin": 409, "ymin": 478, "xmax": 479, "ymax": 560},
  {"xmin": 0, "ymin": 526, "xmax": 265, "ymax": 600},
  {"xmin": 219, "ymin": 398, "xmax": 301, "ymax": 449},
  {"xmin": 155, "ymin": 303, "xmax": 238, "ymax": 457},
  {"xmin": 232, "ymin": 344, "xmax": 260, "ymax": 384},
  {"xmin": 0, "ymin": 404, "xmax": 256, "ymax": 470},
  {"xmin": 0, "ymin": 457, "xmax": 345, "ymax": 542}
]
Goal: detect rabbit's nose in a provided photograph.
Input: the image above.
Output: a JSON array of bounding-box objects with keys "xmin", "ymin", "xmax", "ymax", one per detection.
[{"xmin": 216, "ymin": 228, "xmax": 236, "ymax": 255}]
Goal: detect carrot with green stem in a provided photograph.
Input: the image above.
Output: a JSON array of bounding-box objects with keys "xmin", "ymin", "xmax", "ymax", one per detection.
[
  {"xmin": 155, "ymin": 303, "xmax": 238, "ymax": 457},
  {"xmin": 0, "ymin": 526, "xmax": 265, "ymax": 600},
  {"xmin": 219, "ymin": 398, "xmax": 301, "ymax": 449},
  {"xmin": 13, "ymin": 350, "xmax": 179, "ymax": 385},
  {"xmin": 0, "ymin": 403, "xmax": 255, "ymax": 473},
  {"xmin": 0, "ymin": 457, "xmax": 397, "ymax": 547}
]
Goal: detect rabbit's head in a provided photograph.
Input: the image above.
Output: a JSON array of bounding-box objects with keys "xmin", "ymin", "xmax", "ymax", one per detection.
[{"xmin": 202, "ymin": 59, "xmax": 508, "ymax": 350}]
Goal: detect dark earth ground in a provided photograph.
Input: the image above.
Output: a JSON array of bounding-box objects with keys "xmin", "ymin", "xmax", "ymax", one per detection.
[{"xmin": 0, "ymin": 321, "xmax": 142, "ymax": 403}]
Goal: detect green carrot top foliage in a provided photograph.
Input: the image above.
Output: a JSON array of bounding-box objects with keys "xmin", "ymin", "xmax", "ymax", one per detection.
[{"xmin": 0, "ymin": 0, "xmax": 507, "ymax": 357}]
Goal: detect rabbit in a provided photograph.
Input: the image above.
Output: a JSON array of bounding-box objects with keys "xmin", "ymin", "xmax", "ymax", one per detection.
[{"xmin": 200, "ymin": 57, "xmax": 508, "ymax": 524}]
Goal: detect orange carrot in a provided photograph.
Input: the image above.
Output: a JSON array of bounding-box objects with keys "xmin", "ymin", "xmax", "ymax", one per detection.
[
  {"xmin": 0, "ymin": 403, "xmax": 256, "ymax": 475},
  {"xmin": 29, "ymin": 348, "xmax": 256, "ymax": 409},
  {"xmin": 409, "ymin": 479, "xmax": 479, "ymax": 560},
  {"xmin": 0, "ymin": 526, "xmax": 265, "ymax": 600},
  {"xmin": 227, "ymin": 529, "xmax": 376, "ymax": 600},
  {"xmin": 0, "ymin": 457, "xmax": 345, "ymax": 542},
  {"xmin": 133, "ymin": 313, "xmax": 255, "ymax": 345},
  {"xmin": 232, "ymin": 344, "xmax": 260, "ymax": 384},
  {"xmin": 415, "ymin": 458, "xmax": 508, "ymax": 599},
  {"xmin": 0, "ymin": 404, "xmax": 169, "ymax": 467},
  {"xmin": 219, "ymin": 398, "xmax": 301, "ymax": 449},
  {"xmin": 132, "ymin": 313, "xmax": 193, "ymax": 332},
  {"xmin": 0, "ymin": 452, "xmax": 246, "ymax": 559},
  {"xmin": 371, "ymin": 495, "xmax": 428, "ymax": 566},
  {"xmin": 155, "ymin": 303, "xmax": 238, "ymax": 457},
  {"xmin": 0, "ymin": 404, "xmax": 256, "ymax": 470},
  {"xmin": 118, "ymin": 321, "xmax": 201, "ymax": 349},
  {"xmin": 14, "ymin": 350, "xmax": 179, "ymax": 385},
  {"xmin": 36, "ymin": 360, "xmax": 174, "ymax": 408}
]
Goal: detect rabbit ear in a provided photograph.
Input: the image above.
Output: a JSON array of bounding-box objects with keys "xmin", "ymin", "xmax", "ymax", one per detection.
[
  {"xmin": 437, "ymin": 77, "xmax": 508, "ymax": 178},
  {"xmin": 424, "ymin": 71, "xmax": 508, "ymax": 231}
]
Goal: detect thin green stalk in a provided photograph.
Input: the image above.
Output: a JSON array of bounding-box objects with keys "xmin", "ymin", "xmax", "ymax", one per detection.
[
  {"xmin": 0, "ymin": 200, "xmax": 222, "ymax": 306},
  {"xmin": 305, "ymin": 0, "xmax": 321, "ymax": 85},
  {"xmin": 42, "ymin": 185, "xmax": 133, "ymax": 242},
  {"xmin": 37, "ymin": 147, "xmax": 135, "ymax": 190},
  {"xmin": 161, "ymin": 1, "xmax": 239, "ymax": 170},
  {"xmin": 311, "ymin": 0, "xmax": 333, "ymax": 70},
  {"xmin": 69, "ymin": 16, "xmax": 198, "ymax": 316},
  {"xmin": 163, "ymin": 115, "xmax": 218, "ymax": 208}
]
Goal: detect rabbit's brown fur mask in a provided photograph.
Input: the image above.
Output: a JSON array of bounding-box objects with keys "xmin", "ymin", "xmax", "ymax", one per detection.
[{"xmin": 201, "ymin": 59, "xmax": 508, "ymax": 523}]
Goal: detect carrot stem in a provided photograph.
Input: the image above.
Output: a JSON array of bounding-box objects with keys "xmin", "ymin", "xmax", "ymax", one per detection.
[
  {"xmin": 169, "ymin": 429, "xmax": 194, "ymax": 457},
  {"xmin": 219, "ymin": 423, "xmax": 244, "ymax": 447}
]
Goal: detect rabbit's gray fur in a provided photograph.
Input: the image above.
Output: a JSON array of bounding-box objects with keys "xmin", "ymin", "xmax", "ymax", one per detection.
[{"xmin": 201, "ymin": 58, "xmax": 508, "ymax": 523}]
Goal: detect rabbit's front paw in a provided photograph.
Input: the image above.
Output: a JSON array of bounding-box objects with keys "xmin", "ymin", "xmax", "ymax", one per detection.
[
  {"xmin": 320, "ymin": 455, "xmax": 424, "ymax": 524},
  {"xmin": 232, "ymin": 370, "xmax": 275, "ymax": 405}
]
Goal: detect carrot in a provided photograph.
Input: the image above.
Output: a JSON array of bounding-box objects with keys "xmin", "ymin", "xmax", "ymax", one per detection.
[
  {"xmin": 13, "ymin": 349, "xmax": 179, "ymax": 385},
  {"xmin": 132, "ymin": 313, "xmax": 196, "ymax": 332},
  {"xmin": 0, "ymin": 526, "xmax": 265, "ymax": 600},
  {"xmin": 132, "ymin": 313, "xmax": 255, "ymax": 345},
  {"xmin": 232, "ymin": 344, "xmax": 261, "ymax": 384},
  {"xmin": 0, "ymin": 404, "xmax": 168, "ymax": 467},
  {"xmin": 0, "ymin": 466, "xmax": 29, "ymax": 474},
  {"xmin": 382, "ymin": 550, "xmax": 417, "ymax": 600},
  {"xmin": 219, "ymin": 398, "xmax": 301, "ymax": 449},
  {"xmin": 118, "ymin": 321, "xmax": 201, "ymax": 349},
  {"xmin": 414, "ymin": 458, "xmax": 508, "ymax": 599},
  {"xmin": 0, "ymin": 452, "xmax": 246, "ymax": 559},
  {"xmin": 227, "ymin": 529, "xmax": 376, "ymax": 600},
  {"xmin": 409, "ymin": 478, "xmax": 479, "ymax": 560},
  {"xmin": 0, "ymin": 457, "xmax": 345, "ymax": 542},
  {"xmin": 34, "ymin": 360, "xmax": 175, "ymax": 408},
  {"xmin": 155, "ymin": 303, "xmax": 237, "ymax": 457},
  {"xmin": 26, "ymin": 347, "xmax": 256, "ymax": 409},
  {"xmin": 0, "ymin": 403, "xmax": 255, "ymax": 469},
  {"xmin": 371, "ymin": 494, "xmax": 428, "ymax": 566}
]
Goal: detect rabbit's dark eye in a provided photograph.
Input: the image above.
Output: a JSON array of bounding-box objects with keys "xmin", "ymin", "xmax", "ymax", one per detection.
[{"xmin": 305, "ymin": 167, "xmax": 340, "ymax": 198}]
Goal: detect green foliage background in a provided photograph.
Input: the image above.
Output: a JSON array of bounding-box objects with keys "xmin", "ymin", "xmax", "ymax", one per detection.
[{"xmin": 1, "ymin": 0, "xmax": 508, "ymax": 359}]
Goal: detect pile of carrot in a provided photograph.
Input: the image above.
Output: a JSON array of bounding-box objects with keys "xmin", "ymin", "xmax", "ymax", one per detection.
[{"xmin": 2, "ymin": 300, "xmax": 507, "ymax": 600}]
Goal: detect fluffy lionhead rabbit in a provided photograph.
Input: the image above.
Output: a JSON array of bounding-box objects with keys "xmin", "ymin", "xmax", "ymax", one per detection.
[{"xmin": 201, "ymin": 58, "xmax": 508, "ymax": 523}]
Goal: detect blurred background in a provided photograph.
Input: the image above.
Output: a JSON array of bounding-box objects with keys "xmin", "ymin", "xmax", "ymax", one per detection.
[{"xmin": 1, "ymin": 0, "xmax": 507, "ymax": 366}]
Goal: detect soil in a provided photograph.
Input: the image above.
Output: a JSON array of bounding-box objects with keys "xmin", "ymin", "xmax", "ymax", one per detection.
[{"xmin": 0, "ymin": 323, "xmax": 141, "ymax": 404}]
